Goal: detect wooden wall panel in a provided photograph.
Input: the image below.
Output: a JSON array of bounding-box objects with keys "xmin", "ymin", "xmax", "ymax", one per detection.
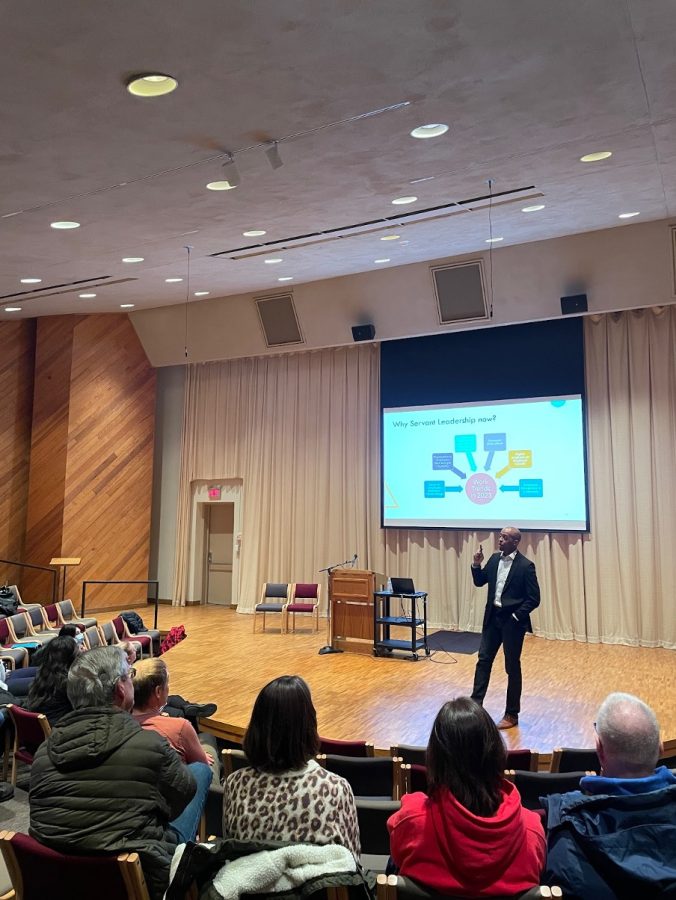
[
  {"xmin": 23, "ymin": 314, "xmax": 156, "ymax": 608},
  {"xmin": 0, "ymin": 320, "xmax": 36, "ymax": 581}
]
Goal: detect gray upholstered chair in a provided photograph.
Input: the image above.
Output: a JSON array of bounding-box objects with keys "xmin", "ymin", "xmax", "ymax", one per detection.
[
  {"xmin": 56, "ymin": 599, "xmax": 98, "ymax": 630},
  {"xmin": 253, "ymin": 582, "xmax": 290, "ymax": 633}
]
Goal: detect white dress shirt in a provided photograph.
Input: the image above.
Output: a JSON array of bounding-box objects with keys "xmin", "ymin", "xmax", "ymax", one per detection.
[{"xmin": 494, "ymin": 550, "xmax": 517, "ymax": 607}]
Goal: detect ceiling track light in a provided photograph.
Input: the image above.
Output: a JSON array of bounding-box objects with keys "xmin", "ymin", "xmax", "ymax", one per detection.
[
  {"xmin": 222, "ymin": 153, "xmax": 241, "ymax": 186},
  {"xmin": 264, "ymin": 141, "xmax": 283, "ymax": 170}
]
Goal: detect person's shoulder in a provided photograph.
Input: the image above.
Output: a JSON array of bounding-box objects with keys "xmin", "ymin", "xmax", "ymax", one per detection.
[{"xmin": 388, "ymin": 792, "xmax": 428, "ymax": 829}]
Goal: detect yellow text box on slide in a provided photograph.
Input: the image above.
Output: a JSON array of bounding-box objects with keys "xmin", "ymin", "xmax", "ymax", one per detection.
[{"xmin": 496, "ymin": 449, "xmax": 532, "ymax": 479}]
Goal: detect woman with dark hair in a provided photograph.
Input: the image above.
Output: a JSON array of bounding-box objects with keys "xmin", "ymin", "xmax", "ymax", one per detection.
[
  {"xmin": 222, "ymin": 675, "xmax": 360, "ymax": 856},
  {"xmin": 25, "ymin": 636, "xmax": 79, "ymax": 726},
  {"xmin": 388, "ymin": 697, "xmax": 545, "ymax": 895}
]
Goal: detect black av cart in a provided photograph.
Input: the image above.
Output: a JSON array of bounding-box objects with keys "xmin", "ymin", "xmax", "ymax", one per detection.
[{"xmin": 373, "ymin": 588, "xmax": 430, "ymax": 660}]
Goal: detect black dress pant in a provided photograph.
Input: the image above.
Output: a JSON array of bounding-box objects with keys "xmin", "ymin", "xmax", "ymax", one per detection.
[{"xmin": 471, "ymin": 608, "xmax": 526, "ymax": 719}]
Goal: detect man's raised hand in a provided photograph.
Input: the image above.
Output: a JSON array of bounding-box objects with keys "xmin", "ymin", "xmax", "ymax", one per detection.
[{"xmin": 473, "ymin": 544, "xmax": 484, "ymax": 566}]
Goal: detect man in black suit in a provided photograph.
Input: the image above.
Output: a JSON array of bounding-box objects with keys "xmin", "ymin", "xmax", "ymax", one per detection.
[{"xmin": 470, "ymin": 526, "xmax": 540, "ymax": 729}]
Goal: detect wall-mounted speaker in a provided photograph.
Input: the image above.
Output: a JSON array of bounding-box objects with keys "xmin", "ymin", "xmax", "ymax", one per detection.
[
  {"xmin": 560, "ymin": 293, "xmax": 588, "ymax": 316},
  {"xmin": 352, "ymin": 323, "xmax": 376, "ymax": 342},
  {"xmin": 255, "ymin": 293, "xmax": 304, "ymax": 347}
]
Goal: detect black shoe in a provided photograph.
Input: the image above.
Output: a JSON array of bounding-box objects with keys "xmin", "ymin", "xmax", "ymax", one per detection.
[{"xmin": 183, "ymin": 702, "xmax": 217, "ymax": 719}]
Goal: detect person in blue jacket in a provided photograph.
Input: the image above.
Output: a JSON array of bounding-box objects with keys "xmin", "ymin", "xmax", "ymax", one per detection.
[{"xmin": 543, "ymin": 692, "xmax": 676, "ymax": 899}]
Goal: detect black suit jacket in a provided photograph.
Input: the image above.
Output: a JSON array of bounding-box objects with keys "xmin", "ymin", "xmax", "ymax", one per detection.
[{"xmin": 471, "ymin": 550, "xmax": 540, "ymax": 633}]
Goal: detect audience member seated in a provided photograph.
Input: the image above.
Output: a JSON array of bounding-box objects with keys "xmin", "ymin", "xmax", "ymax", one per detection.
[
  {"xmin": 121, "ymin": 641, "xmax": 217, "ymax": 726},
  {"xmin": 132, "ymin": 657, "xmax": 213, "ymax": 767},
  {"xmin": 28, "ymin": 645, "xmax": 211, "ymax": 900},
  {"xmin": 543, "ymin": 692, "xmax": 676, "ymax": 899},
  {"xmin": 222, "ymin": 674, "xmax": 360, "ymax": 857},
  {"xmin": 387, "ymin": 697, "xmax": 545, "ymax": 895},
  {"xmin": 25, "ymin": 636, "xmax": 79, "ymax": 726}
]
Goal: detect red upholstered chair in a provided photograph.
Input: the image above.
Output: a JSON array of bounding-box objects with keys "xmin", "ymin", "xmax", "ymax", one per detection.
[
  {"xmin": 506, "ymin": 748, "xmax": 540, "ymax": 772},
  {"xmin": 400, "ymin": 762, "xmax": 428, "ymax": 795},
  {"xmin": 0, "ymin": 617, "xmax": 29, "ymax": 670},
  {"xmin": 286, "ymin": 582, "xmax": 321, "ymax": 632},
  {"xmin": 5, "ymin": 705, "xmax": 52, "ymax": 786},
  {"xmin": 0, "ymin": 830, "xmax": 151, "ymax": 899},
  {"xmin": 112, "ymin": 617, "xmax": 153, "ymax": 658},
  {"xmin": 319, "ymin": 737, "xmax": 375, "ymax": 757}
]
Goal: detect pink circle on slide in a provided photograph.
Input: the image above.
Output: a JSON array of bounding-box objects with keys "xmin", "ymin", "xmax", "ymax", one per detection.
[{"xmin": 465, "ymin": 473, "xmax": 497, "ymax": 505}]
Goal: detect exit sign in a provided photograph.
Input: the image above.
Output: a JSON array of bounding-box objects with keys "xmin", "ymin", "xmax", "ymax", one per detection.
[{"xmin": 208, "ymin": 487, "xmax": 221, "ymax": 500}]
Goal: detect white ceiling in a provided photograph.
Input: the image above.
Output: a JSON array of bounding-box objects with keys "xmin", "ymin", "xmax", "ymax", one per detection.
[{"xmin": 1, "ymin": 0, "xmax": 675, "ymax": 318}]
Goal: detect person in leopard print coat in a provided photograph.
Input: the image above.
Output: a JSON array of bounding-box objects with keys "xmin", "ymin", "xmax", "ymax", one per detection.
[{"xmin": 222, "ymin": 675, "xmax": 360, "ymax": 857}]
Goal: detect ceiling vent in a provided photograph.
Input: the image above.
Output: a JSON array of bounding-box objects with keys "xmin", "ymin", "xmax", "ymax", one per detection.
[
  {"xmin": 255, "ymin": 293, "xmax": 304, "ymax": 348},
  {"xmin": 431, "ymin": 260, "xmax": 488, "ymax": 325}
]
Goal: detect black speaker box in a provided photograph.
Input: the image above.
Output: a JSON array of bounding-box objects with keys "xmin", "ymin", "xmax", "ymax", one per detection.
[
  {"xmin": 560, "ymin": 294, "xmax": 588, "ymax": 315},
  {"xmin": 351, "ymin": 323, "xmax": 376, "ymax": 342}
]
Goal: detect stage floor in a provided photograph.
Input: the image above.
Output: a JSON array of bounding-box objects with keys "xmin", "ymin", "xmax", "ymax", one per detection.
[{"xmin": 144, "ymin": 605, "xmax": 676, "ymax": 759}]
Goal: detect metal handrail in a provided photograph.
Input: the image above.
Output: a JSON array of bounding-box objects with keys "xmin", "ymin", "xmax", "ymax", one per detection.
[
  {"xmin": 81, "ymin": 579, "xmax": 159, "ymax": 630},
  {"xmin": 0, "ymin": 558, "xmax": 59, "ymax": 604}
]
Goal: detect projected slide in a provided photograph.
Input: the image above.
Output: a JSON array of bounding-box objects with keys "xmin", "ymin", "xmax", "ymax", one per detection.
[{"xmin": 382, "ymin": 396, "xmax": 588, "ymax": 531}]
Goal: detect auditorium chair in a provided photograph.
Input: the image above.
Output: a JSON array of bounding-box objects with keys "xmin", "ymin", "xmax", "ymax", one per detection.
[
  {"xmin": 6, "ymin": 613, "xmax": 52, "ymax": 649},
  {"xmin": 658, "ymin": 737, "xmax": 676, "ymax": 769},
  {"xmin": 376, "ymin": 874, "xmax": 562, "ymax": 900},
  {"xmin": 505, "ymin": 769, "xmax": 595, "ymax": 811},
  {"xmin": 356, "ymin": 798, "xmax": 400, "ymax": 873},
  {"xmin": 24, "ymin": 606, "xmax": 60, "ymax": 640},
  {"xmin": 286, "ymin": 583, "xmax": 321, "ymax": 632},
  {"xmin": 56, "ymin": 598, "xmax": 98, "ymax": 630},
  {"xmin": 84, "ymin": 625, "xmax": 106, "ymax": 650},
  {"xmin": 0, "ymin": 618, "xmax": 29, "ymax": 670},
  {"xmin": 5, "ymin": 705, "xmax": 51, "ymax": 786},
  {"xmin": 506, "ymin": 749, "xmax": 540, "ymax": 772},
  {"xmin": 253, "ymin": 582, "xmax": 291, "ymax": 633},
  {"xmin": 400, "ymin": 762, "xmax": 427, "ymax": 795},
  {"xmin": 98, "ymin": 620, "xmax": 142, "ymax": 658},
  {"xmin": 221, "ymin": 748, "xmax": 250, "ymax": 776},
  {"xmin": 112, "ymin": 617, "xmax": 154, "ymax": 658},
  {"xmin": 0, "ymin": 830, "xmax": 151, "ymax": 900},
  {"xmin": 317, "ymin": 753, "xmax": 404, "ymax": 800},
  {"xmin": 320, "ymin": 737, "xmax": 375, "ymax": 757},
  {"xmin": 550, "ymin": 746, "xmax": 600, "ymax": 773},
  {"xmin": 390, "ymin": 744, "xmax": 426, "ymax": 766}
]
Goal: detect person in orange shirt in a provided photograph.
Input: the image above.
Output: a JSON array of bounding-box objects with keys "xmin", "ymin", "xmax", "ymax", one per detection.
[{"xmin": 132, "ymin": 658, "xmax": 214, "ymax": 767}]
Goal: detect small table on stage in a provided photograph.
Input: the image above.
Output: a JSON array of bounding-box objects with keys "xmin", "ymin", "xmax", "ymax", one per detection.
[
  {"xmin": 50, "ymin": 557, "xmax": 81, "ymax": 602},
  {"xmin": 373, "ymin": 589, "xmax": 430, "ymax": 660}
]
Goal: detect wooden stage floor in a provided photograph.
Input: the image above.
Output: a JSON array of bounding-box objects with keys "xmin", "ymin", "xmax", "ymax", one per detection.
[{"xmin": 144, "ymin": 605, "xmax": 676, "ymax": 758}]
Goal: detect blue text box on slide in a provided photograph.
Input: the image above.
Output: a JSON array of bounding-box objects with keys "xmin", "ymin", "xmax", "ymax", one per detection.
[
  {"xmin": 455, "ymin": 434, "xmax": 477, "ymax": 452},
  {"xmin": 519, "ymin": 479, "xmax": 544, "ymax": 497},
  {"xmin": 432, "ymin": 453, "xmax": 454, "ymax": 470},
  {"xmin": 424, "ymin": 480, "xmax": 447, "ymax": 498},
  {"xmin": 484, "ymin": 433, "xmax": 507, "ymax": 450}
]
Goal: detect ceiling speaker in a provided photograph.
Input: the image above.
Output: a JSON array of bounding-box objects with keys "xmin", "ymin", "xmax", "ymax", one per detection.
[
  {"xmin": 351, "ymin": 324, "xmax": 376, "ymax": 342},
  {"xmin": 431, "ymin": 261, "xmax": 488, "ymax": 324},
  {"xmin": 560, "ymin": 294, "xmax": 588, "ymax": 315},
  {"xmin": 255, "ymin": 293, "xmax": 304, "ymax": 347}
]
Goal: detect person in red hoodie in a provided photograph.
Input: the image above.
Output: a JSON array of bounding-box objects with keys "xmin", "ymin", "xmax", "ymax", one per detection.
[{"xmin": 387, "ymin": 697, "xmax": 545, "ymax": 896}]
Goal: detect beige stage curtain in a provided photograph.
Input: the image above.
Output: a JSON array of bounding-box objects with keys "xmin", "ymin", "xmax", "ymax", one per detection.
[{"xmin": 173, "ymin": 307, "xmax": 676, "ymax": 648}]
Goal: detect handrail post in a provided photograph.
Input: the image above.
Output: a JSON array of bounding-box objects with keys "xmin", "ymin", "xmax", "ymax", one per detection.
[{"xmin": 81, "ymin": 581, "xmax": 87, "ymax": 618}]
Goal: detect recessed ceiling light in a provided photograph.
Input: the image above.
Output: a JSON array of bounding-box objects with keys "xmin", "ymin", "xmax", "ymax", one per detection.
[
  {"xmin": 392, "ymin": 196, "xmax": 417, "ymax": 205},
  {"xmin": 521, "ymin": 204, "xmax": 545, "ymax": 213},
  {"xmin": 50, "ymin": 221, "xmax": 80, "ymax": 229},
  {"xmin": 485, "ymin": 237, "xmax": 504, "ymax": 243},
  {"xmin": 264, "ymin": 258, "xmax": 283, "ymax": 264},
  {"xmin": 165, "ymin": 277, "xmax": 183, "ymax": 283},
  {"xmin": 278, "ymin": 276, "xmax": 294, "ymax": 282},
  {"xmin": 618, "ymin": 211, "xmax": 640, "ymax": 219},
  {"xmin": 194, "ymin": 291, "xmax": 210, "ymax": 297},
  {"xmin": 399, "ymin": 240, "xmax": 410, "ymax": 245},
  {"xmin": 410, "ymin": 124, "xmax": 449, "ymax": 139},
  {"xmin": 120, "ymin": 304, "xmax": 135, "ymax": 309},
  {"xmin": 79, "ymin": 293, "xmax": 96, "ymax": 298},
  {"xmin": 126, "ymin": 73, "xmax": 178, "ymax": 98},
  {"xmin": 4, "ymin": 307, "xmax": 22, "ymax": 312},
  {"xmin": 20, "ymin": 277, "xmax": 42, "ymax": 284},
  {"xmin": 381, "ymin": 235, "xmax": 401, "ymax": 241},
  {"xmin": 243, "ymin": 229, "xmax": 266, "ymax": 237},
  {"xmin": 374, "ymin": 258, "xmax": 390, "ymax": 264},
  {"xmin": 580, "ymin": 151, "xmax": 612, "ymax": 163},
  {"xmin": 206, "ymin": 180, "xmax": 237, "ymax": 191},
  {"xmin": 122, "ymin": 257, "xmax": 144, "ymax": 263}
]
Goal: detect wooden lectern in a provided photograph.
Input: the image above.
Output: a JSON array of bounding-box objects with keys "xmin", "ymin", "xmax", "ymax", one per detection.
[{"xmin": 328, "ymin": 568, "xmax": 375, "ymax": 654}]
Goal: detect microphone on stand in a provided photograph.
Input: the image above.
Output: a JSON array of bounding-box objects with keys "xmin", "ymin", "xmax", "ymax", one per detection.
[{"xmin": 352, "ymin": 553, "xmax": 358, "ymax": 568}]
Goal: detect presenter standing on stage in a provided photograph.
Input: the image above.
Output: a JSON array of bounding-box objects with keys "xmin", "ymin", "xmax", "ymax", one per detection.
[{"xmin": 470, "ymin": 526, "xmax": 540, "ymax": 730}]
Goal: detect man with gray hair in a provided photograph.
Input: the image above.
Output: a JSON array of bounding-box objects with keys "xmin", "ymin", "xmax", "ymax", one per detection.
[
  {"xmin": 543, "ymin": 692, "xmax": 676, "ymax": 898},
  {"xmin": 29, "ymin": 646, "xmax": 212, "ymax": 900}
]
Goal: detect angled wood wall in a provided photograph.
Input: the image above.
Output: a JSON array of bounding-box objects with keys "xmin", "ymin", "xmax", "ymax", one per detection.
[{"xmin": 23, "ymin": 314, "xmax": 156, "ymax": 608}]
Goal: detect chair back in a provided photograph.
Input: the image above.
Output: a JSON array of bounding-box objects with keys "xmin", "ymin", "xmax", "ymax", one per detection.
[
  {"xmin": 401, "ymin": 762, "xmax": 428, "ymax": 795},
  {"xmin": 262, "ymin": 582, "xmax": 290, "ymax": 601},
  {"xmin": 506, "ymin": 748, "xmax": 539, "ymax": 772},
  {"xmin": 319, "ymin": 738, "xmax": 374, "ymax": 757},
  {"xmin": 26, "ymin": 607, "xmax": 51, "ymax": 633},
  {"xmin": 100, "ymin": 621, "xmax": 120, "ymax": 645},
  {"xmin": 42, "ymin": 604, "xmax": 60, "ymax": 628},
  {"xmin": 0, "ymin": 617, "xmax": 12, "ymax": 645},
  {"xmin": 390, "ymin": 744, "xmax": 426, "ymax": 766},
  {"xmin": 112, "ymin": 616, "xmax": 126, "ymax": 639},
  {"xmin": 511, "ymin": 770, "xmax": 593, "ymax": 811},
  {"xmin": 57, "ymin": 599, "xmax": 77, "ymax": 620},
  {"xmin": 318, "ymin": 754, "xmax": 402, "ymax": 800},
  {"xmin": 7, "ymin": 613, "xmax": 30, "ymax": 641},
  {"xmin": 0, "ymin": 830, "xmax": 150, "ymax": 900},
  {"xmin": 84, "ymin": 626, "xmax": 103, "ymax": 649},
  {"xmin": 221, "ymin": 748, "xmax": 250, "ymax": 776},
  {"xmin": 658, "ymin": 738, "xmax": 676, "ymax": 769},
  {"xmin": 291, "ymin": 582, "xmax": 319, "ymax": 602},
  {"xmin": 550, "ymin": 747, "xmax": 600, "ymax": 773},
  {"xmin": 355, "ymin": 798, "xmax": 400, "ymax": 856},
  {"xmin": 376, "ymin": 874, "xmax": 561, "ymax": 900}
]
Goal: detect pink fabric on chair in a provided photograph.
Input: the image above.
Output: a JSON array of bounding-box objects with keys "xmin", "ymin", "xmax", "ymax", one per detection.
[
  {"xmin": 286, "ymin": 602, "xmax": 315, "ymax": 612},
  {"xmin": 292, "ymin": 583, "xmax": 318, "ymax": 599}
]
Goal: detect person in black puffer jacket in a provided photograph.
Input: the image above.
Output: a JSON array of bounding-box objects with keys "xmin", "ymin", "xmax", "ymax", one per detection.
[{"xmin": 29, "ymin": 645, "xmax": 209, "ymax": 900}]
